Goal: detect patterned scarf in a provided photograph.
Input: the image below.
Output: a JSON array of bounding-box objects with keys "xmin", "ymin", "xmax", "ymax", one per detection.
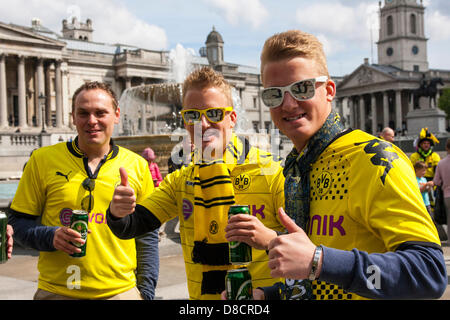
[
  {"xmin": 191, "ymin": 134, "xmax": 247, "ymax": 266},
  {"xmin": 190, "ymin": 134, "xmax": 251, "ymax": 296},
  {"xmin": 281, "ymin": 111, "xmax": 344, "ymax": 299}
]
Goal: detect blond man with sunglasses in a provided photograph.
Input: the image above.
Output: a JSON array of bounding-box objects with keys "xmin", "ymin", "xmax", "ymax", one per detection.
[
  {"xmin": 8, "ymin": 82, "xmax": 159, "ymax": 300},
  {"xmin": 257, "ymin": 30, "xmax": 446, "ymax": 300},
  {"xmin": 107, "ymin": 67, "xmax": 286, "ymax": 300}
]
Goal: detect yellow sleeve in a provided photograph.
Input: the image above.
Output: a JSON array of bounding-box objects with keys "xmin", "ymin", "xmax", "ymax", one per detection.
[
  {"xmin": 271, "ymin": 164, "xmax": 285, "ymax": 226},
  {"xmin": 409, "ymin": 152, "xmax": 420, "ymax": 165},
  {"xmin": 10, "ymin": 149, "xmax": 45, "ymax": 216},
  {"xmin": 138, "ymin": 168, "xmax": 181, "ymax": 224},
  {"xmin": 432, "ymin": 152, "xmax": 441, "ymax": 167}
]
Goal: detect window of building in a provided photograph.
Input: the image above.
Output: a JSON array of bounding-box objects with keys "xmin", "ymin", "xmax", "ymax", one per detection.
[
  {"xmin": 386, "ymin": 47, "xmax": 394, "ymax": 56},
  {"xmin": 212, "ymin": 48, "xmax": 217, "ymax": 62},
  {"xmin": 253, "ymin": 96, "xmax": 257, "ymax": 108},
  {"xmin": 410, "ymin": 14, "xmax": 417, "ymax": 34},
  {"xmin": 252, "ymin": 121, "xmax": 259, "ymax": 132},
  {"xmin": 414, "ymin": 65, "xmax": 419, "ymax": 72},
  {"xmin": 387, "ymin": 16, "xmax": 394, "ymax": 36}
]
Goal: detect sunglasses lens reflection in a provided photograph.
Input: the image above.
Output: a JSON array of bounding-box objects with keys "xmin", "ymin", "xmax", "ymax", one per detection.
[
  {"xmin": 205, "ymin": 109, "xmax": 224, "ymax": 122},
  {"xmin": 82, "ymin": 178, "xmax": 95, "ymax": 191},
  {"xmin": 262, "ymin": 79, "xmax": 317, "ymax": 108},
  {"xmin": 81, "ymin": 195, "xmax": 94, "ymax": 212}
]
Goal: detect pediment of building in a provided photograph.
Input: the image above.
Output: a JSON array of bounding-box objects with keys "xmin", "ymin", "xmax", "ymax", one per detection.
[
  {"xmin": 0, "ymin": 22, "xmax": 65, "ymax": 48},
  {"xmin": 337, "ymin": 64, "xmax": 397, "ymax": 91}
]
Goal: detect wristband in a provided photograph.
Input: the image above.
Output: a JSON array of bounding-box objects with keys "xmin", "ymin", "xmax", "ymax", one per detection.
[{"xmin": 308, "ymin": 245, "xmax": 322, "ymax": 281}]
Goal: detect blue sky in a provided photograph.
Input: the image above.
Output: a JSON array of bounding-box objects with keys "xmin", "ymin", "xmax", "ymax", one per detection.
[{"xmin": 1, "ymin": 0, "xmax": 449, "ymax": 77}]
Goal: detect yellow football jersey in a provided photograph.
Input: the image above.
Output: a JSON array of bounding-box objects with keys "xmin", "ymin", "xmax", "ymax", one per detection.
[
  {"xmin": 410, "ymin": 151, "xmax": 440, "ymax": 179},
  {"xmin": 307, "ymin": 130, "xmax": 440, "ymax": 300},
  {"xmin": 139, "ymin": 146, "xmax": 285, "ymax": 300},
  {"xmin": 11, "ymin": 139, "xmax": 154, "ymax": 299}
]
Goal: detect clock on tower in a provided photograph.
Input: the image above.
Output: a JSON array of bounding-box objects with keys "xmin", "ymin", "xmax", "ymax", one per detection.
[{"xmin": 377, "ymin": 0, "xmax": 428, "ymax": 71}]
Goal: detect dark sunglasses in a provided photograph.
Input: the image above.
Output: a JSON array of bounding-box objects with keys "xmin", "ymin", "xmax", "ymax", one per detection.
[
  {"xmin": 81, "ymin": 178, "xmax": 95, "ymax": 212},
  {"xmin": 261, "ymin": 76, "xmax": 328, "ymax": 108}
]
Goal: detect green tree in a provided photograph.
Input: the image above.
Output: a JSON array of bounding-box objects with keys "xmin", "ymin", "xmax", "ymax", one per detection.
[{"xmin": 438, "ymin": 88, "xmax": 450, "ymax": 120}]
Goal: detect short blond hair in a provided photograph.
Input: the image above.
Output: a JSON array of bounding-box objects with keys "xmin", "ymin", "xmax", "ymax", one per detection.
[
  {"xmin": 260, "ymin": 30, "xmax": 329, "ymax": 83},
  {"xmin": 182, "ymin": 66, "xmax": 233, "ymax": 107}
]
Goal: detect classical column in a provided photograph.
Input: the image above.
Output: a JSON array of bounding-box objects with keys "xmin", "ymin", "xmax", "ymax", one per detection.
[
  {"xmin": 395, "ymin": 90, "xmax": 402, "ymax": 133},
  {"xmin": 61, "ymin": 64, "xmax": 69, "ymax": 127},
  {"xmin": 371, "ymin": 93, "xmax": 377, "ymax": 135},
  {"xmin": 125, "ymin": 77, "xmax": 131, "ymax": 89},
  {"xmin": 359, "ymin": 96, "xmax": 366, "ymax": 132},
  {"xmin": 383, "ymin": 91, "xmax": 389, "ymax": 128},
  {"xmin": 17, "ymin": 55, "xmax": 27, "ymax": 128},
  {"xmin": 0, "ymin": 54, "xmax": 7, "ymax": 128},
  {"xmin": 36, "ymin": 58, "xmax": 45, "ymax": 128},
  {"xmin": 55, "ymin": 60, "xmax": 63, "ymax": 128},
  {"xmin": 349, "ymin": 97, "xmax": 355, "ymax": 128},
  {"xmin": 408, "ymin": 91, "xmax": 414, "ymax": 112},
  {"xmin": 45, "ymin": 62, "xmax": 52, "ymax": 127},
  {"xmin": 342, "ymin": 97, "xmax": 349, "ymax": 128}
]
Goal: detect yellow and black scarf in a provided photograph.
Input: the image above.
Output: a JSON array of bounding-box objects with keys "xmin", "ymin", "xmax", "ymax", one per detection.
[{"xmin": 191, "ymin": 133, "xmax": 249, "ymax": 295}]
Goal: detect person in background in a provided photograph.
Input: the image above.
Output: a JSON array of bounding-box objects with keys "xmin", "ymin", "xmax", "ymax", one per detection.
[
  {"xmin": 5, "ymin": 224, "xmax": 13, "ymax": 260},
  {"xmin": 379, "ymin": 127, "xmax": 395, "ymax": 143},
  {"xmin": 434, "ymin": 138, "xmax": 450, "ymax": 241},
  {"xmin": 410, "ymin": 128, "xmax": 440, "ymax": 182},
  {"xmin": 8, "ymin": 81, "xmax": 159, "ymax": 300},
  {"xmin": 415, "ymin": 161, "xmax": 434, "ymax": 217},
  {"xmin": 142, "ymin": 147, "xmax": 163, "ymax": 187},
  {"xmin": 255, "ymin": 29, "xmax": 446, "ymax": 300}
]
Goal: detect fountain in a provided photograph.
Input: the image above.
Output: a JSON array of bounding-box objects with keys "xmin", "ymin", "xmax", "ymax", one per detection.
[{"xmin": 113, "ymin": 43, "xmax": 273, "ymax": 175}]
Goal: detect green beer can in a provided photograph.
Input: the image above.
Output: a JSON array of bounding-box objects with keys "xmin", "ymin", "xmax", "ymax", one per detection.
[
  {"xmin": 226, "ymin": 267, "xmax": 252, "ymax": 300},
  {"xmin": 228, "ymin": 205, "xmax": 252, "ymax": 265},
  {"xmin": 0, "ymin": 212, "xmax": 7, "ymax": 264},
  {"xmin": 70, "ymin": 210, "xmax": 89, "ymax": 258}
]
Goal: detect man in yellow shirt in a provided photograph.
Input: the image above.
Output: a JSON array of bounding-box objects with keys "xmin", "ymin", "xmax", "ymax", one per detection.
[
  {"xmin": 9, "ymin": 82, "xmax": 158, "ymax": 299},
  {"xmin": 410, "ymin": 128, "xmax": 441, "ymax": 181},
  {"xmin": 107, "ymin": 67, "xmax": 285, "ymax": 300},
  {"xmin": 256, "ymin": 30, "xmax": 446, "ymax": 300}
]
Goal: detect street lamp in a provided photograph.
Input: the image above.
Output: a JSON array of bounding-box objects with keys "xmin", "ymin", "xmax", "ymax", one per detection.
[{"xmin": 38, "ymin": 93, "xmax": 46, "ymax": 133}]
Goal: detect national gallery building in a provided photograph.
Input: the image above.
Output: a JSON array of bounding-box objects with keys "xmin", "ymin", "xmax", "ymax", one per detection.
[{"xmin": 0, "ymin": 18, "xmax": 270, "ymax": 138}]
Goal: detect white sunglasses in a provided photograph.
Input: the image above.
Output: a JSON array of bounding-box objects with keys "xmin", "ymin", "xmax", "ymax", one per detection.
[{"xmin": 261, "ymin": 76, "xmax": 328, "ymax": 108}]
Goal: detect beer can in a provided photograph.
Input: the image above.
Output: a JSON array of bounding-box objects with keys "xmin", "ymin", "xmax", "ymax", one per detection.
[
  {"xmin": 228, "ymin": 205, "xmax": 252, "ymax": 265},
  {"xmin": 225, "ymin": 267, "xmax": 252, "ymax": 300},
  {"xmin": 0, "ymin": 212, "xmax": 7, "ymax": 264},
  {"xmin": 70, "ymin": 210, "xmax": 89, "ymax": 258}
]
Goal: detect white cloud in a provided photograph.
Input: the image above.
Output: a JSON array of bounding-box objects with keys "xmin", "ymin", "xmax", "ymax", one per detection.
[
  {"xmin": 205, "ymin": 0, "xmax": 268, "ymax": 29},
  {"xmin": 0, "ymin": 0, "xmax": 168, "ymax": 50},
  {"xmin": 426, "ymin": 10, "xmax": 450, "ymax": 41},
  {"xmin": 295, "ymin": 2, "xmax": 379, "ymax": 55},
  {"xmin": 91, "ymin": 2, "xmax": 167, "ymax": 50},
  {"xmin": 316, "ymin": 34, "xmax": 346, "ymax": 57}
]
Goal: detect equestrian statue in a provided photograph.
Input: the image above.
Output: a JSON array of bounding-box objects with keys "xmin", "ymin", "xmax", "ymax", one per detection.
[{"xmin": 411, "ymin": 74, "xmax": 444, "ymax": 109}]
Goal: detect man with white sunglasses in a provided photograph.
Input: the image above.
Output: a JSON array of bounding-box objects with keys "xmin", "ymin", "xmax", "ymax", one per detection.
[
  {"xmin": 255, "ymin": 30, "xmax": 447, "ymax": 300},
  {"xmin": 107, "ymin": 66, "xmax": 286, "ymax": 300}
]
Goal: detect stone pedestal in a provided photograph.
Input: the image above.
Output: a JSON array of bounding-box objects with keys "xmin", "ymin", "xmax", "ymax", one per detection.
[{"xmin": 406, "ymin": 108, "xmax": 447, "ymax": 135}]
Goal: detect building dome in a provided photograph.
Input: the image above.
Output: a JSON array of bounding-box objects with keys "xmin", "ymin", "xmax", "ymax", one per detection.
[{"xmin": 206, "ymin": 26, "xmax": 223, "ymax": 44}]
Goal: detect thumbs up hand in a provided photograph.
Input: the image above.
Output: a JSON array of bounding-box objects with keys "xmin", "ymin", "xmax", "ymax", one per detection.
[
  {"xmin": 109, "ymin": 167, "xmax": 136, "ymax": 218},
  {"xmin": 267, "ymin": 207, "xmax": 322, "ymax": 280}
]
